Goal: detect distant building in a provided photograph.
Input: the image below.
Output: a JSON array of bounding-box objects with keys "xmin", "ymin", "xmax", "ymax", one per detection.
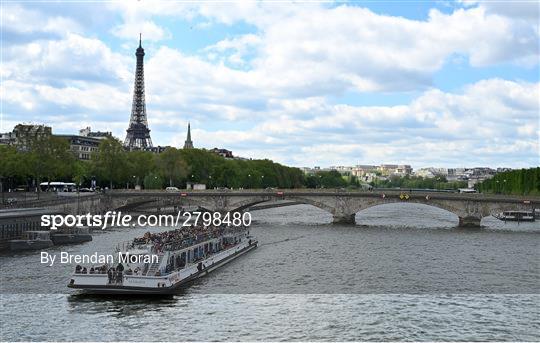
[
  {"xmin": 183, "ymin": 123, "xmax": 194, "ymax": 149},
  {"xmin": 3, "ymin": 124, "xmax": 53, "ymax": 151},
  {"xmin": 301, "ymin": 166, "xmax": 328, "ymax": 175},
  {"xmin": 79, "ymin": 127, "xmax": 112, "ymax": 140},
  {"xmin": 378, "ymin": 164, "xmax": 398, "ymax": 176},
  {"xmin": 0, "ymin": 132, "xmax": 15, "ymax": 145},
  {"xmin": 210, "ymin": 148, "xmax": 233, "ymax": 158},
  {"xmin": 144, "ymin": 146, "xmax": 170, "ymax": 154},
  {"xmin": 360, "ymin": 172, "xmax": 380, "ymax": 183},
  {"xmin": 378, "ymin": 164, "xmax": 412, "ymax": 176},
  {"xmin": 415, "ymin": 167, "xmax": 453, "ymax": 178},
  {"xmin": 55, "ymin": 134, "xmax": 102, "ymax": 160},
  {"xmin": 352, "ymin": 165, "xmax": 377, "ymax": 177},
  {"xmin": 394, "ymin": 165, "xmax": 413, "ymax": 176}
]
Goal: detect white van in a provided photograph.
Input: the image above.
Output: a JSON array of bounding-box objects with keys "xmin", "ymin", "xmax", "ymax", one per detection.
[{"xmin": 165, "ymin": 186, "xmax": 180, "ymax": 192}]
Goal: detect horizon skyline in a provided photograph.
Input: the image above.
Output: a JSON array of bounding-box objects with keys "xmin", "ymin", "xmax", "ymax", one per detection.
[
  {"xmin": 2, "ymin": 1, "xmax": 539, "ymax": 169},
  {"xmin": 0, "ymin": 120, "xmax": 527, "ymax": 171}
]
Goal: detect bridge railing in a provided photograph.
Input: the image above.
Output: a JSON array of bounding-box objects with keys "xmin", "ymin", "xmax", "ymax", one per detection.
[{"xmin": 105, "ymin": 188, "xmax": 540, "ymax": 202}]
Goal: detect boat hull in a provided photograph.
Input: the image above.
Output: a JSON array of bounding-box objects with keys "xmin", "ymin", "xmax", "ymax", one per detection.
[
  {"xmin": 51, "ymin": 234, "xmax": 93, "ymax": 245},
  {"xmin": 68, "ymin": 240, "xmax": 257, "ymax": 294},
  {"xmin": 9, "ymin": 239, "xmax": 54, "ymax": 251}
]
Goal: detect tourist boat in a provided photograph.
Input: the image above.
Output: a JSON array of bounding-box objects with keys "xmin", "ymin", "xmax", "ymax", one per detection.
[
  {"xmin": 67, "ymin": 226, "xmax": 257, "ymax": 294},
  {"xmin": 51, "ymin": 227, "xmax": 92, "ymax": 245},
  {"xmin": 9, "ymin": 231, "xmax": 54, "ymax": 251},
  {"xmin": 494, "ymin": 210, "xmax": 535, "ymax": 222}
]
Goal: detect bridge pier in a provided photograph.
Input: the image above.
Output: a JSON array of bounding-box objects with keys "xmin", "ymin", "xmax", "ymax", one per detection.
[
  {"xmin": 332, "ymin": 213, "xmax": 356, "ymax": 225},
  {"xmin": 458, "ymin": 216, "xmax": 482, "ymax": 228}
]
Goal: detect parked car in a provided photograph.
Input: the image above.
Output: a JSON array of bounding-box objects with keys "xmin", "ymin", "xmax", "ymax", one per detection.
[{"xmin": 166, "ymin": 186, "xmax": 180, "ymax": 192}]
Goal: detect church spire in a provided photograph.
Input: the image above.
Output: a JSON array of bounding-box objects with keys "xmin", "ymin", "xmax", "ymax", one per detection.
[{"xmin": 184, "ymin": 122, "xmax": 193, "ymax": 149}]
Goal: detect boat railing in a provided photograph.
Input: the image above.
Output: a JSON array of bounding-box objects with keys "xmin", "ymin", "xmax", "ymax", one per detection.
[
  {"xmin": 115, "ymin": 227, "xmax": 248, "ymax": 255},
  {"xmin": 115, "ymin": 240, "xmax": 138, "ymax": 253}
]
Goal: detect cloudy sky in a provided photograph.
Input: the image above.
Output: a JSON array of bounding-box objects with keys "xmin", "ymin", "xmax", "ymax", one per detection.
[{"xmin": 1, "ymin": 0, "xmax": 539, "ymax": 168}]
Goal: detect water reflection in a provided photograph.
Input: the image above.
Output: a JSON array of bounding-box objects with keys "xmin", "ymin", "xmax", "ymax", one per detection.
[
  {"xmin": 67, "ymin": 293, "xmax": 179, "ymax": 316},
  {"xmin": 0, "ymin": 203, "xmax": 538, "ymax": 341}
]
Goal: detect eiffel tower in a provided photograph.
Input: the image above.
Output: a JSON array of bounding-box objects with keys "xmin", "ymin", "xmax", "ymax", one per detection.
[{"xmin": 124, "ymin": 34, "xmax": 153, "ymax": 149}]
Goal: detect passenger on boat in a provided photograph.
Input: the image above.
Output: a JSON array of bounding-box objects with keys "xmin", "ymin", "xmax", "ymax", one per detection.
[
  {"xmin": 107, "ymin": 268, "xmax": 114, "ymax": 284},
  {"xmin": 131, "ymin": 224, "xmax": 245, "ymax": 254},
  {"xmin": 115, "ymin": 263, "xmax": 124, "ymax": 283}
]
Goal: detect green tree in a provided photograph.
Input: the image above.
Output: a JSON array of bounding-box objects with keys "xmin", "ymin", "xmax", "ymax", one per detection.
[
  {"xmin": 127, "ymin": 150, "xmax": 156, "ymax": 188},
  {"xmin": 72, "ymin": 160, "xmax": 90, "ymax": 188},
  {"xmin": 476, "ymin": 168, "xmax": 540, "ymax": 195},
  {"xmin": 157, "ymin": 148, "xmax": 189, "ymax": 187},
  {"xmin": 26, "ymin": 135, "xmax": 75, "ymax": 193},
  {"xmin": 143, "ymin": 172, "xmax": 164, "ymax": 189},
  {"xmin": 91, "ymin": 137, "xmax": 128, "ymax": 189}
]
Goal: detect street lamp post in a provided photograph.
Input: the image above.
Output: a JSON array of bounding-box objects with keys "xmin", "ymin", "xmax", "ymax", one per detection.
[
  {"xmin": 0, "ymin": 176, "xmax": 4, "ymax": 206},
  {"xmin": 77, "ymin": 182, "xmax": 80, "ymax": 214}
]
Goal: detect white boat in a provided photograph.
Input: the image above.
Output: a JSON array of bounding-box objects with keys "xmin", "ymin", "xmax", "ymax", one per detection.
[
  {"xmin": 494, "ymin": 210, "xmax": 535, "ymax": 222},
  {"xmin": 67, "ymin": 226, "xmax": 257, "ymax": 294}
]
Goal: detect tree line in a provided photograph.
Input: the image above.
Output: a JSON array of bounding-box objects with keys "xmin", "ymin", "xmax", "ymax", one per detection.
[
  {"xmin": 370, "ymin": 174, "xmax": 468, "ymax": 190},
  {"xmin": 3, "ymin": 134, "xmax": 518, "ymax": 193},
  {"xmin": 475, "ymin": 168, "xmax": 540, "ymax": 195},
  {"xmin": 0, "ymin": 136, "xmax": 307, "ymax": 190}
]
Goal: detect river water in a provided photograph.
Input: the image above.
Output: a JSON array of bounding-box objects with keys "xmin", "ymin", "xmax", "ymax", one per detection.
[{"xmin": 1, "ymin": 203, "xmax": 539, "ymax": 341}]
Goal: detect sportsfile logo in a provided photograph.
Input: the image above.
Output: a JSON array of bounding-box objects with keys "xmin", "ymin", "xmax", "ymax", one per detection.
[{"xmin": 41, "ymin": 211, "xmax": 252, "ymax": 230}]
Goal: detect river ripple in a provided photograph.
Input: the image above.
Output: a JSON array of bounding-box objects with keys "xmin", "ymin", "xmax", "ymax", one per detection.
[{"xmin": 1, "ymin": 204, "xmax": 538, "ymax": 341}]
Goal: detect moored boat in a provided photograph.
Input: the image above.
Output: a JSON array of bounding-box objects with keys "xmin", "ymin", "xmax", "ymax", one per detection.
[
  {"xmin": 494, "ymin": 210, "xmax": 535, "ymax": 222},
  {"xmin": 51, "ymin": 227, "xmax": 92, "ymax": 245},
  {"xmin": 9, "ymin": 231, "xmax": 54, "ymax": 251},
  {"xmin": 67, "ymin": 225, "xmax": 257, "ymax": 294}
]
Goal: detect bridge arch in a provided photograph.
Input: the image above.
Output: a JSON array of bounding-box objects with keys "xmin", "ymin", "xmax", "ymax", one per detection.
[
  {"xmin": 282, "ymin": 196, "xmax": 339, "ymax": 215},
  {"xmin": 70, "ymin": 191, "xmax": 538, "ymax": 229},
  {"xmin": 354, "ymin": 202, "xmax": 460, "ymax": 228}
]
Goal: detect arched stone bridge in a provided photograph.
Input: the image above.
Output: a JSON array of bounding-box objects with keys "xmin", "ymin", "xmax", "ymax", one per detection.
[{"xmin": 53, "ymin": 189, "xmax": 540, "ymax": 228}]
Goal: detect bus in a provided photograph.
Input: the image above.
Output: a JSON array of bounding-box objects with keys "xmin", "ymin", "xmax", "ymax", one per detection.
[{"xmin": 39, "ymin": 182, "xmax": 76, "ymax": 192}]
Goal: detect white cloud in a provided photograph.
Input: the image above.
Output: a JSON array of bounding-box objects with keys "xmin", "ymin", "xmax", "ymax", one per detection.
[
  {"xmin": 2, "ymin": 33, "xmax": 131, "ymax": 83},
  {"xmin": 2, "ymin": 4, "xmax": 82, "ymax": 36},
  {"xmin": 183, "ymin": 78, "xmax": 539, "ymax": 167},
  {"xmin": 2, "ymin": 2, "xmax": 538, "ymax": 168},
  {"xmin": 112, "ymin": 20, "xmax": 169, "ymax": 42},
  {"xmin": 107, "ymin": 2, "xmax": 539, "ymax": 93}
]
